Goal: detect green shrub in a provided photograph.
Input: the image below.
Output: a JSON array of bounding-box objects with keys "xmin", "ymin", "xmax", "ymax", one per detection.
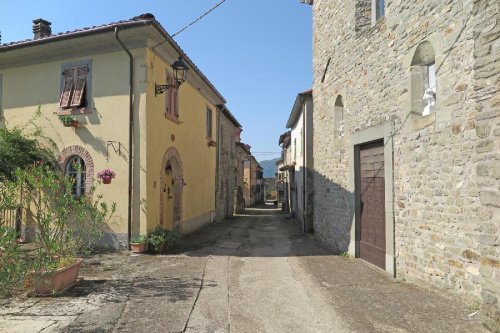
[
  {"xmin": 130, "ymin": 234, "xmax": 147, "ymax": 244},
  {"xmin": 0, "ymin": 128, "xmax": 55, "ymax": 181},
  {"xmin": 147, "ymin": 227, "xmax": 179, "ymax": 253},
  {"xmin": 0, "ymin": 226, "xmax": 28, "ymax": 297}
]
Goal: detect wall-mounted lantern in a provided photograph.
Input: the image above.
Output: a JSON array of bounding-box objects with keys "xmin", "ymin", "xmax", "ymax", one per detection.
[{"xmin": 155, "ymin": 56, "xmax": 189, "ymax": 97}]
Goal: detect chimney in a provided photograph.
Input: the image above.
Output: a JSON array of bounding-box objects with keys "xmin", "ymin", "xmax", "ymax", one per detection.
[{"xmin": 32, "ymin": 19, "xmax": 52, "ymax": 39}]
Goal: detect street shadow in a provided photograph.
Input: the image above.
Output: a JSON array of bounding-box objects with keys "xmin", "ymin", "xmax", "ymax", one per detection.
[{"xmin": 64, "ymin": 276, "xmax": 216, "ymax": 303}]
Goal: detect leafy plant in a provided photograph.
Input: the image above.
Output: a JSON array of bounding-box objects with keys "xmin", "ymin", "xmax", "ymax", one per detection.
[
  {"xmin": 147, "ymin": 227, "xmax": 179, "ymax": 253},
  {"xmin": 0, "ymin": 226, "xmax": 28, "ymax": 297},
  {"xmin": 130, "ymin": 234, "xmax": 147, "ymax": 244},
  {"xmin": 58, "ymin": 115, "xmax": 73, "ymax": 124},
  {"xmin": 0, "ymin": 128, "xmax": 55, "ymax": 181},
  {"xmin": 17, "ymin": 166, "xmax": 115, "ymax": 257}
]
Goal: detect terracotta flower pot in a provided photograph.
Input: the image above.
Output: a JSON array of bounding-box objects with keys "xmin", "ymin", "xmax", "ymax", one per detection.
[
  {"xmin": 71, "ymin": 120, "xmax": 80, "ymax": 128},
  {"xmin": 101, "ymin": 176, "xmax": 112, "ymax": 184},
  {"xmin": 33, "ymin": 258, "xmax": 83, "ymax": 296},
  {"xmin": 130, "ymin": 242, "xmax": 146, "ymax": 253}
]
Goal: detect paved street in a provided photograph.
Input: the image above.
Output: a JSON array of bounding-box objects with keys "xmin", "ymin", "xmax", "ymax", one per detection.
[{"xmin": 0, "ymin": 204, "xmax": 488, "ymax": 332}]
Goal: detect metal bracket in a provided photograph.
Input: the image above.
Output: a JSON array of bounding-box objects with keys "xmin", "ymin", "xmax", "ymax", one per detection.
[{"xmin": 106, "ymin": 141, "xmax": 123, "ymax": 161}]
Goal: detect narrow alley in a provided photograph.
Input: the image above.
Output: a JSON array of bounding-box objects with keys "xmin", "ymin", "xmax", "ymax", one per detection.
[{"xmin": 0, "ymin": 205, "xmax": 487, "ymax": 333}]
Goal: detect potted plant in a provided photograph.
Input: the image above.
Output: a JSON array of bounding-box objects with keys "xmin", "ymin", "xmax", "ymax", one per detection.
[
  {"xmin": 130, "ymin": 235, "xmax": 147, "ymax": 253},
  {"xmin": 147, "ymin": 226, "xmax": 179, "ymax": 254},
  {"xmin": 12, "ymin": 165, "xmax": 115, "ymax": 296},
  {"xmin": 97, "ymin": 168, "xmax": 116, "ymax": 184},
  {"xmin": 59, "ymin": 115, "xmax": 79, "ymax": 128}
]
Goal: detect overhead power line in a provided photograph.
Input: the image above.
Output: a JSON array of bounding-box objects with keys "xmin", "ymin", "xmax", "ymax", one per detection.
[
  {"xmin": 172, "ymin": 0, "xmax": 227, "ymax": 38},
  {"xmin": 153, "ymin": 0, "xmax": 227, "ymax": 50}
]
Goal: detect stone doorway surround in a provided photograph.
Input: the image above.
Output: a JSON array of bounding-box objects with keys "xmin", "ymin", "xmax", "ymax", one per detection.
[
  {"xmin": 159, "ymin": 147, "xmax": 183, "ymax": 230},
  {"xmin": 348, "ymin": 122, "xmax": 395, "ymax": 276}
]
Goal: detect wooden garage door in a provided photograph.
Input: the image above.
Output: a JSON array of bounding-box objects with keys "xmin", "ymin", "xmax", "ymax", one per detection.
[{"xmin": 359, "ymin": 140, "xmax": 385, "ymax": 269}]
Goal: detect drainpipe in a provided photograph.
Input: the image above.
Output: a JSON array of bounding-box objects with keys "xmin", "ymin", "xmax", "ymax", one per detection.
[
  {"xmin": 114, "ymin": 27, "xmax": 134, "ymax": 249},
  {"xmin": 215, "ymin": 106, "xmax": 221, "ymax": 222}
]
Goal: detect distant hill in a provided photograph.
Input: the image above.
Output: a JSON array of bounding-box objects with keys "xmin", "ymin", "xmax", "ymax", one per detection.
[{"xmin": 259, "ymin": 158, "xmax": 280, "ymax": 178}]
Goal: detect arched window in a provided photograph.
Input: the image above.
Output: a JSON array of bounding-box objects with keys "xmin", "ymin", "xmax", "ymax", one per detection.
[
  {"xmin": 411, "ymin": 41, "xmax": 437, "ymax": 116},
  {"xmin": 334, "ymin": 95, "xmax": 344, "ymax": 138},
  {"xmin": 65, "ymin": 155, "xmax": 86, "ymax": 197}
]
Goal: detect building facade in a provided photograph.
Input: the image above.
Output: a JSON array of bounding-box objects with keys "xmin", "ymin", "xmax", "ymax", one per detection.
[
  {"xmin": 215, "ymin": 105, "xmax": 242, "ymax": 222},
  {"xmin": 308, "ymin": 0, "xmax": 499, "ymax": 328},
  {"xmin": 286, "ymin": 90, "xmax": 314, "ymax": 232},
  {"xmin": 278, "ymin": 131, "xmax": 293, "ymax": 213},
  {"xmin": 234, "ymin": 142, "xmax": 250, "ymax": 213},
  {"xmin": 0, "ymin": 14, "xmax": 227, "ymax": 248}
]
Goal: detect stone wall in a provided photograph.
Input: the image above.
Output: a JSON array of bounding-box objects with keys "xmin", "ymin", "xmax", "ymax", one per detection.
[
  {"xmin": 215, "ymin": 111, "xmax": 238, "ymax": 222},
  {"xmin": 234, "ymin": 144, "xmax": 247, "ymax": 213},
  {"xmin": 312, "ymin": 0, "xmax": 499, "ymax": 328}
]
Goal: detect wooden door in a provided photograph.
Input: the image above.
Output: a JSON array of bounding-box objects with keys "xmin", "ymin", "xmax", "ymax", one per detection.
[
  {"xmin": 163, "ymin": 167, "xmax": 174, "ymax": 230},
  {"xmin": 358, "ymin": 140, "xmax": 386, "ymax": 269}
]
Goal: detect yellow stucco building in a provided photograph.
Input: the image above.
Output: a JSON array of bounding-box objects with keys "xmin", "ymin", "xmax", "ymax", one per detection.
[{"xmin": 0, "ymin": 14, "xmax": 226, "ymax": 248}]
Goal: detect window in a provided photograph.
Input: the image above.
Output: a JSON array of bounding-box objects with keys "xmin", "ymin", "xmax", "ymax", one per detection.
[
  {"xmin": 334, "ymin": 95, "xmax": 344, "ymax": 138},
  {"xmin": 206, "ymin": 108, "xmax": 213, "ymax": 138},
  {"xmin": 65, "ymin": 155, "xmax": 86, "ymax": 197},
  {"xmin": 294, "ymin": 138, "xmax": 297, "ymax": 161},
  {"xmin": 165, "ymin": 72, "xmax": 179, "ymax": 120},
  {"xmin": 355, "ymin": 0, "xmax": 384, "ymax": 33},
  {"xmin": 410, "ymin": 41, "xmax": 437, "ymax": 117},
  {"xmin": 59, "ymin": 62, "xmax": 91, "ymax": 109},
  {"xmin": 373, "ymin": 0, "xmax": 385, "ymax": 21}
]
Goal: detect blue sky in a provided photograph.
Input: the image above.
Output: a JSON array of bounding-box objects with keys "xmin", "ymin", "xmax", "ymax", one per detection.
[{"xmin": 0, "ymin": 0, "xmax": 312, "ymax": 161}]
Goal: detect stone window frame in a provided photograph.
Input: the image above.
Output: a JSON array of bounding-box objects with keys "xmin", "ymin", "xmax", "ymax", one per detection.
[
  {"xmin": 334, "ymin": 95, "xmax": 345, "ymax": 138},
  {"xmin": 57, "ymin": 60, "xmax": 94, "ymax": 116},
  {"xmin": 58, "ymin": 145, "xmax": 95, "ymax": 197},
  {"xmin": 371, "ymin": 0, "xmax": 385, "ymax": 24},
  {"xmin": 409, "ymin": 41, "xmax": 439, "ymax": 130},
  {"xmin": 355, "ymin": 0, "xmax": 385, "ymax": 34}
]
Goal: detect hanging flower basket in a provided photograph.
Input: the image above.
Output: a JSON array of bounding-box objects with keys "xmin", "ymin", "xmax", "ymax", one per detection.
[
  {"xmin": 97, "ymin": 168, "xmax": 116, "ymax": 184},
  {"xmin": 59, "ymin": 116, "xmax": 80, "ymax": 128}
]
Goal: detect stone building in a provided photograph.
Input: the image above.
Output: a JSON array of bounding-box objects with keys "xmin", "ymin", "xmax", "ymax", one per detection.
[
  {"xmin": 215, "ymin": 105, "xmax": 242, "ymax": 222},
  {"xmin": 235, "ymin": 142, "xmax": 251, "ymax": 213},
  {"xmin": 286, "ymin": 89, "xmax": 314, "ymax": 233},
  {"xmin": 278, "ymin": 131, "xmax": 293, "ymax": 213},
  {"xmin": 306, "ymin": 0, "xmax": 499, "ymax": 328}
]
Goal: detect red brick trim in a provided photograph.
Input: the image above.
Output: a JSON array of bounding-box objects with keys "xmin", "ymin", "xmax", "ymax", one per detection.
[{"xmin": 58, "ymin": 145, "xmax": 94, "ymax": 196}]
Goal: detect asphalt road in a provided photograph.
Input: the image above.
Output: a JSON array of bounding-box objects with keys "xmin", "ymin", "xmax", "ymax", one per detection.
[{"xmin": 0, "ymin": 204, "xmax": 488, "ymax": 332}]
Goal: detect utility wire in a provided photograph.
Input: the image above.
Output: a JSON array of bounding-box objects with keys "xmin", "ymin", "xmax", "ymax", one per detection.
[
  {"xmin": 152, "ymin": 0, "xmax": 227, "ymax": 50},
  {"xmin": 172, "ymin": 0, "xmax": 227, "ymax": 37}
]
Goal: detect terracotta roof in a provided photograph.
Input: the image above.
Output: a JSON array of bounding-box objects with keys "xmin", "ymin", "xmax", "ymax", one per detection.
[{"xmin": 0, "ymin": 13, "xmax": 226, "ymax": 104}]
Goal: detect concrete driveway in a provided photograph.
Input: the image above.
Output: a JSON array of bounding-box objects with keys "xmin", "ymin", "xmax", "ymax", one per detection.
[{"xmin": 0, "ymin": 204, "xmax": 488, "ymax": 332}]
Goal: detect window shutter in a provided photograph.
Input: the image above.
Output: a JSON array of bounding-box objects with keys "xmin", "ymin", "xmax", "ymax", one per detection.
[
  {"xmin": 165, "ymin": 74, "xmax": 171, "ymax": 115},
  {"xmin": 173, "ymin": 86, "xmax": 179, "ymax": 118},
  {"xmin": 59, "ymin": 68, "xmax": 76, "ymax": 108},
  {"xmin": 70, "ymin": 66, "xmax": 88, "ymax": 107}
]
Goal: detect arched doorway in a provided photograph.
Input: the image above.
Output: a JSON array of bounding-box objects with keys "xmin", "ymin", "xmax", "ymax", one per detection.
[{"xmin": 159, "ymin": 147, "xmax": 183, "ymax": 230}]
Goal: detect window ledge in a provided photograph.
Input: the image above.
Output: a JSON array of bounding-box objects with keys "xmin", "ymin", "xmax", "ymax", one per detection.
[
  {"xmin": 411, "ymin": 112, "xmax": 436, "ymax": 131},
  {"xmin": 165, "ymin": 114, "xmax": 180, "ymax": 124},
  {"xmin": 57, "ymin": 107, "xmax": 95, "ymax": 116}
]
